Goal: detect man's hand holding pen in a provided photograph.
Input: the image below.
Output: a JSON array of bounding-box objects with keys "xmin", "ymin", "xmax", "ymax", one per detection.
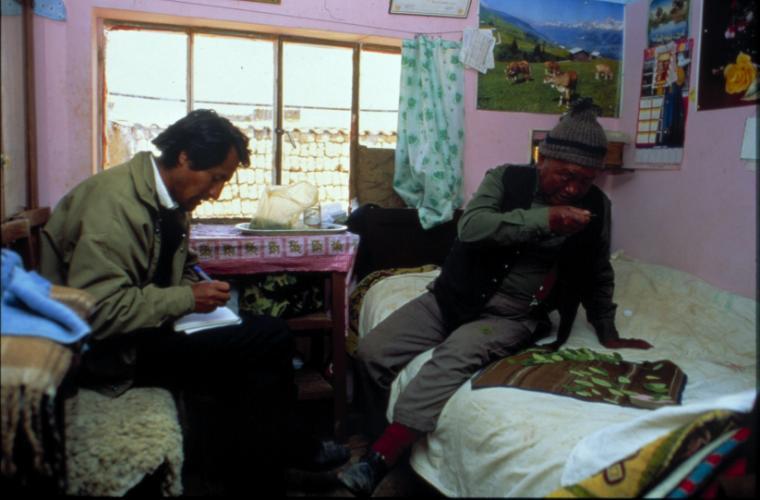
[{"xmin": 191, "ymin": 264, "xmax": 230, "ymax": 312}]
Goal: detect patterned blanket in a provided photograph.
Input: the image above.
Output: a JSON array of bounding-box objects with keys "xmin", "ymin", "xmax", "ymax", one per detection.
[
  {"xmin": 1, "ymin": 284, "xmax": 94, "ymax": 487},
  {"xmin": 472, "ymin": 347, "xmax": 687, "ymax": 409},
  {"xmin": 1, "ymin": 336, "xmax": 72, "ymax": 486},
  {"xmin": 547, "ymin": 409, "xmax": 745, "ymax": 498},
  {"xmin": 239, "ymin": 272, "xmax": 324, "ymax": 318},
  {"xmin": 347, "ymin": 265, "xmax": 439, "ymax": 356}
]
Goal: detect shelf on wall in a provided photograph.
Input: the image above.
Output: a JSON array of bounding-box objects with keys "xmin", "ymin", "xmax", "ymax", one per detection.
[{"xmin": 601, "ymin": 167, "xmax": 635, "ymax": 174}]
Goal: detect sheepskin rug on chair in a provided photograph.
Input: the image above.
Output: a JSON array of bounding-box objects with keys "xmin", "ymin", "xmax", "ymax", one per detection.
[{"xmin": 64, "ymin": 387, "xmax": 183, "ymax": 496}]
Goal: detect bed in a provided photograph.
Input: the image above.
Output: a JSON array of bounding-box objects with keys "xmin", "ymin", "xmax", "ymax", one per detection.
[{"xmin": 346, "ymin": 207, "xmax": 757, "ymax": 497}]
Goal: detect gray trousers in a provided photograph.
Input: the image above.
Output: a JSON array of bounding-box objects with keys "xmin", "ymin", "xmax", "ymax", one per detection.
[{"xmin": 356, "ymin": 291, "xmax": 547, "ymax": 434}]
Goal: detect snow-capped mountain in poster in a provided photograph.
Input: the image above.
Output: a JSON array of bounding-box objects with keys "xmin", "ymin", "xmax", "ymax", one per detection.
[{"xmin": 481, "ymin": 0, "xmax": 623, "ymax": 59}]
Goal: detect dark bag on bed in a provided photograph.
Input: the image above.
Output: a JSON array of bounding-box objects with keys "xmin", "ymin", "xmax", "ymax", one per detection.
[{"xmin": 346, "ymin": 204, "xmax": 461, "ymax": 281}]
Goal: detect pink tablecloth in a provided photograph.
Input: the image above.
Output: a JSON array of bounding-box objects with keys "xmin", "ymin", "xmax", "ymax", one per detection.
[{"xmin": 189, "ymin": 224, "xmax": 360, "ymax": 275}]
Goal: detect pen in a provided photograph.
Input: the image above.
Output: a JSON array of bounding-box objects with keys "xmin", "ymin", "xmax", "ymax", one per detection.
[{"xmin": 193, "ymin": 264, "xmax": 213, "ymax": 281}]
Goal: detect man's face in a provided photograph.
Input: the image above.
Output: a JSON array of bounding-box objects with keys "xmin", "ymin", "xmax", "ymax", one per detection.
[
  {"xmin": 537, "ymin": 156, "xmax": 598, "ymax": 206},
  {"xmin": 166, "ymin": 147, "xmax": 239, "ymax": 212}
]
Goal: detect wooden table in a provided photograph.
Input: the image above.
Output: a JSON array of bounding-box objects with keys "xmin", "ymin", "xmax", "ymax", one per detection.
[{"xmin": 189, "ymin": 224, "xmax": 359, "ymax": 441}]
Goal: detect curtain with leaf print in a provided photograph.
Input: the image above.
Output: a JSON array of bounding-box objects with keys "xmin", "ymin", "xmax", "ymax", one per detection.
[{"xmin": 393, "ymin": 36, "xmax": 465, "ymax": 229}]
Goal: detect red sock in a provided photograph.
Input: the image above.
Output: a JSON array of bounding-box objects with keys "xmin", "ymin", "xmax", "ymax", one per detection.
[{"xmin": 370, "ymin": 422, "xmax": 420, "ymax": 466}]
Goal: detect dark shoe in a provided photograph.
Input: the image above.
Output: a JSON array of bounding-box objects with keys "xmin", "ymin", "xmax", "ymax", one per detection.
[
  {"xmin": 291, "ymin": 439, "xmax": 351, "ymax": 472},
  {"xmin": 337, "ymin": 450, "xmax": 388, "ymax": 497}
]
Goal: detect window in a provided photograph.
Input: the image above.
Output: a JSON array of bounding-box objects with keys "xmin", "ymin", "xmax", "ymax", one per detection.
[
  {"xmin": 359, "ymin": 49, "xmax": 401, "ymax": 149},
  {"xmin": 280, "ymin": 41, "xmax": 353, "ymax": 205},
  {"xmin": 101, "ymin": 22, "xmax": 401, "ymax": 219}
]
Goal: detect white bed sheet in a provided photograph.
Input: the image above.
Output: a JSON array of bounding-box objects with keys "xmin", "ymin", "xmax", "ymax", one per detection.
[{"xmin": 357, "ymin": 254, "xmax": 757, "ymax": 497}]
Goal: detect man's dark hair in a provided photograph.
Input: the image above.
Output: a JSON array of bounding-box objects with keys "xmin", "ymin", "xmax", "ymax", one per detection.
[{"xmin": 152, "ymin": 109, "xmax": 251, "ymax": 170}]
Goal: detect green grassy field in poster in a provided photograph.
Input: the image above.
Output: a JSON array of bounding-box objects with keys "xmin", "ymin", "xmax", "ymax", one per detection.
[
  {"xmin": 478, "ymin": 4, "xmax": 622, "ymax": 117},
  {"xmin": 477, "ymin": 59, "xmax": 621, "ymax": 116}
]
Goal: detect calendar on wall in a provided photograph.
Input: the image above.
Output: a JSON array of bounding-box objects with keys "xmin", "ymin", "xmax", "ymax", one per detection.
[{"xmin": 634, "ymin": 38, "xmax": 693, "ymax": 166}]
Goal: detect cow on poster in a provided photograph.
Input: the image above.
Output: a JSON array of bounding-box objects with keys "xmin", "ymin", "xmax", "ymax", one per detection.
[{"xmin": 476, "ymin": 0, "xmax": 624, "ymax": 116}]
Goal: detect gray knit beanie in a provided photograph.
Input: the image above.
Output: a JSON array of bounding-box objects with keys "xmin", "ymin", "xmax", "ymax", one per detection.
[{"xmin": 538, "ymin": 98, "xmax": 608, "ymax": 169}]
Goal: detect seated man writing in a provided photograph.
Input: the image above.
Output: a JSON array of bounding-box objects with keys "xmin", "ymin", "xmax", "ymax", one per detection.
[
  {"xmin": 339, "ymin": 99, "xmax": 652, "ymax": 496},
  {"xmin": 40, "ymin": 109, "xmax": 349, "ymax": 495}
]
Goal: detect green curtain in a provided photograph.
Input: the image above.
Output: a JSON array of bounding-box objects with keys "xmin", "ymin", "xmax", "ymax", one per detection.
[{"xmin": 393, "ymin": 36, "xmax": 465, "ymax": 229}]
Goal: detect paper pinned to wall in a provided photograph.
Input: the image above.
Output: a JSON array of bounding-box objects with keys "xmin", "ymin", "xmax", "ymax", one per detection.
[
  {"xmin": 2, "ymin": 0, "xmax": 68, "ymax": 20},
  {"xmin": 459, "ymin": 27, "xmax": 495, "ymax": 74},
  {"xmin": 740, "ymin": 116, "xmax": 757, "ymax": 161},
  {"xmin": 35, "ymin": 0, "xmax": 66, "ymax": 21}
]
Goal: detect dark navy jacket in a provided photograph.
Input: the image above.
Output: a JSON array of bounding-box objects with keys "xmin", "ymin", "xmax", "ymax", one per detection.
[{"xmin": 431, "ymin": 165, "xmax": 618, "ymax": 344}]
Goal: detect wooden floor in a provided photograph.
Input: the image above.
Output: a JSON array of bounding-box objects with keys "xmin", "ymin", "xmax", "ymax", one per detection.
[
  {"xmin": 180, "ymin": 364, "xmax": 444, "ymax": 497},
  {"xmin": 285, "ymin": 397, "xmax": 443, "ymax": 498},
  {"xmin": 285, "ymin": 433, "xmax": 443, "ymax": 497}
]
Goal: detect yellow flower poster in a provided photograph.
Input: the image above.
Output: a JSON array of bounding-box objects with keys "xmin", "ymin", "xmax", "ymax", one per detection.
[{"xmin": 697, "ymin": 0, "xmax": 758, "ymax": 110}]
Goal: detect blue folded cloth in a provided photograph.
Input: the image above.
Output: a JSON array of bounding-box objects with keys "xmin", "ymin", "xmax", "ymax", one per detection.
[{"xmin": 1, "ymin": 249, "xmax": 90, "ymax": 343}]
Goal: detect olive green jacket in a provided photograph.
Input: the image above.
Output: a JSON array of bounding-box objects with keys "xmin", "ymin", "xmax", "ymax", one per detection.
[{"xmin": 40, "ymin": 152, "xmax": 198, "ymax": 342}]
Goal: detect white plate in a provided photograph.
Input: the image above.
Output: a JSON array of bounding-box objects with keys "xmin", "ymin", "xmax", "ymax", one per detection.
[{"xmin": 234, "ymin": 222, "xmax": 347, "ymax": 236}]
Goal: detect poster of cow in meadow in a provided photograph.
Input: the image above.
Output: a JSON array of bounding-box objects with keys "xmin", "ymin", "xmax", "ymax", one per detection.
[{"xmin": 477, "ymin": 0, "xmax": 624, "ymax": 117}]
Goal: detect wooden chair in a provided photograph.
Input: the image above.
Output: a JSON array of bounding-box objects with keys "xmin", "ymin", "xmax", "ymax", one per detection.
[
  {"xmin": 1, "ymin": 206, "xmax": 183, "ymax": 496},
  {"xmin": 1, "ymin": 218, "xmax": 33, "ymax": 263},
  {"xmin": 2, "ymin": 207, "xmax": 72, "ymax": 495},
  {"xmin": 1, "ymin": 207, "xmax": 51, "ymax": 269}
]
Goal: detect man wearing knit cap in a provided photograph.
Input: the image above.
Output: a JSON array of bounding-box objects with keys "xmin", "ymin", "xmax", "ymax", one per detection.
[{"xmin": 338, "ymin": 99, "xmax": 652, "ymax": 496}]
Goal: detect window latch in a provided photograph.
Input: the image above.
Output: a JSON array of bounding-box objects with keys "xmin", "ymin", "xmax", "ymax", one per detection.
[{"xmin": 275, "ymin": 128, "xmax": 297, "ymax": 149}]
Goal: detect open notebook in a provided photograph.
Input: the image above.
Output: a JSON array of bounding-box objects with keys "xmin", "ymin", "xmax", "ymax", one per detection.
[{"xmin": 173, "ymin": 306, "xmax": 242, "ymax": 334}]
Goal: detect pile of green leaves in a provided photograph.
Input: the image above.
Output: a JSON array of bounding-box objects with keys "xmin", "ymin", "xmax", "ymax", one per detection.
[{"xmin": 508, "ymin": 347, "xmax": 673, "ymax": 405}]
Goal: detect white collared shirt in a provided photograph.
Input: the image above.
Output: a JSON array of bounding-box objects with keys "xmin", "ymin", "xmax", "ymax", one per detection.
[{"xmin": 151, "ymin": 155, "xmax": 179, "ymax": 210}]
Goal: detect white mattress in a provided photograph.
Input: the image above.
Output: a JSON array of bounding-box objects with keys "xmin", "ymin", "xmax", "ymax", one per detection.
[{"xmin": 357, "ymin": 253, "xmax": 757, "ymax": 497}]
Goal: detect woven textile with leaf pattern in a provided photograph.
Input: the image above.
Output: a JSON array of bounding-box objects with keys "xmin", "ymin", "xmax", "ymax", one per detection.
[
  {"xmin": 472, "ymin": 347, "xmax": 687, "ymax": 409},
  {"xmin": 239, "ymin": 273, "xmax": 324, "ymax": 318}
]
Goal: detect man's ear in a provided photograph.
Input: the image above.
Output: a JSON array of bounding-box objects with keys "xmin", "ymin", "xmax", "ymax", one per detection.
[
  {"xmin": 535, "ymin": 153, "xmax": 546, "ymax": 171},
  {"xmin": 177, "ymin": 151, "xmax": 191, "ymax": 170}
]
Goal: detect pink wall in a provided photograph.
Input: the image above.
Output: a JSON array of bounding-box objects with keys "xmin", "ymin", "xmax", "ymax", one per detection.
[
  {"xmin": 33, "ymin": 0, "xmax": 757, "ymax": 298},
  {"xmin": 602, "ymin": 1, "xmax": 757, "ymax": 299}
]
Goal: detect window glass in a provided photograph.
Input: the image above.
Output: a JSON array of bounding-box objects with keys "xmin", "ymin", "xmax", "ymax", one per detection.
[
  {"xmin": 104, "ymin": 29, "xmax": 187, "ymax": 167},
  {"xmin": 192, "ymin": 34, "xmax": 275, "ymax": 218},
  {"xmin": 359, "ymin": 50, "xmax": 401, "ymax": 148},
  {"xmin": 281, "ymin": 42, "xmax": 353, "ymax": 208}
]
